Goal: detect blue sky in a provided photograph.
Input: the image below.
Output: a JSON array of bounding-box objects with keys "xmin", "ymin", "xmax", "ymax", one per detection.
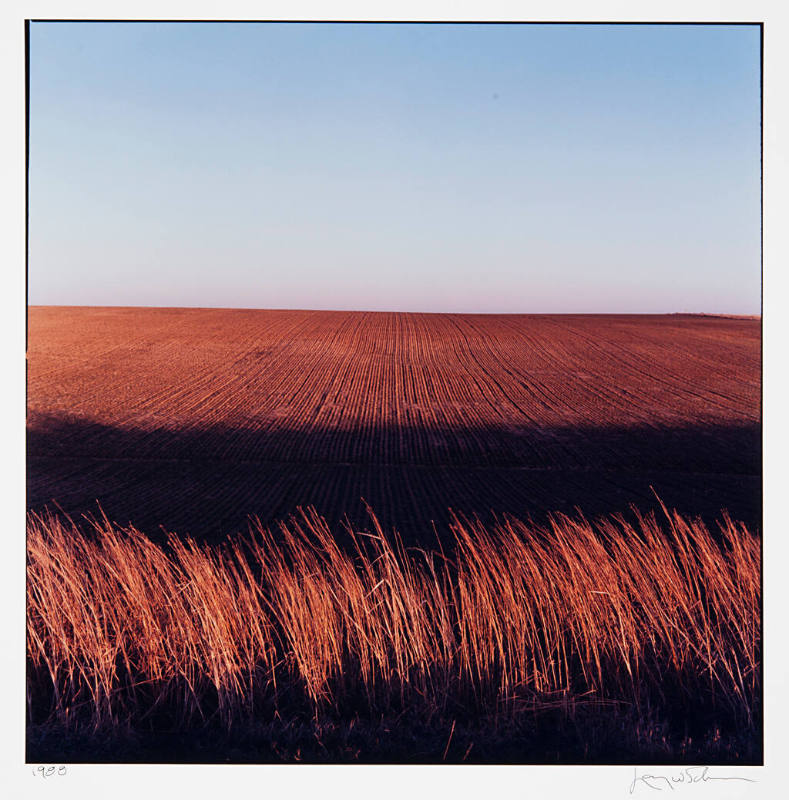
[{"xmin": 28, "ymin": 22, "xmax": 761, "ymax": 313}]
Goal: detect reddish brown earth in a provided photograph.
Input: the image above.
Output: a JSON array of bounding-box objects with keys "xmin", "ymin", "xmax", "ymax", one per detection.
[{"xmin": 26, "ymin": 307, "xmax": 761, "ymax": 542}]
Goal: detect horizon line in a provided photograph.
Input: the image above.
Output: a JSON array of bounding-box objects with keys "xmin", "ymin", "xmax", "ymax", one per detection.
[{"xmin": 26, "ymin": 304, "xmax": 762, "ymax": 318}]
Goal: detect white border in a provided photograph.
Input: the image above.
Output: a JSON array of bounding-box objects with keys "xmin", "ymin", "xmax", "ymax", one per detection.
[{"xmin": 3, "ymin": 3, "xmax": 786, "ymax": 799}]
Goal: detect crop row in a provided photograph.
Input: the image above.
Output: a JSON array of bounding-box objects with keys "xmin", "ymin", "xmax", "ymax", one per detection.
[
  {"xmin": 27, "ymin": 308, "xmax": 760, "ymax": 457},
  {"xmin": 26, "ymin": 308, "xmax": 761, "ymax": 539}
]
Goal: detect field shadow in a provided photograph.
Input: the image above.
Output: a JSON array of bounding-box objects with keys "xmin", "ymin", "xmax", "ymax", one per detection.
[{"xmin": 27, "ymin": 413, "xmax": 761, "ymax": 544}]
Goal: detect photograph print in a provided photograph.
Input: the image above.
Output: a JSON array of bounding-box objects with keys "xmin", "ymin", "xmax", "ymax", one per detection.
[{"xmin": 25, "ymin": 20, "xmax": 761, "ymax": 765}]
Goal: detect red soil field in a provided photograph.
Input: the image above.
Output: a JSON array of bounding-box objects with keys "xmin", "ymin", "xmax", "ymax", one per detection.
[{"xmin": 26, "ymin": 307, "xmax": 761, "ymax": 542}]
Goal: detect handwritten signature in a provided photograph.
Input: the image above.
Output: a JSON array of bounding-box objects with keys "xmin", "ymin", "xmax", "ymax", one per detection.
[{"xmin": 629, "ymin": 766, "xmax": 756, "ymax": 793}]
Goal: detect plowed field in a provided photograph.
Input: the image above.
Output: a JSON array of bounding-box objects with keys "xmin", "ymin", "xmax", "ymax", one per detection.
[{"xmin": 26, "ymin": 307, "xmax": 761, "ymax": 542}]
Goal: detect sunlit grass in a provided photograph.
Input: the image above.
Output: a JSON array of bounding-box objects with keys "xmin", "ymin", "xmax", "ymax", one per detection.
[{"xmin": 26, "ymin": 504, "xmax": 759, "ymax": 747}]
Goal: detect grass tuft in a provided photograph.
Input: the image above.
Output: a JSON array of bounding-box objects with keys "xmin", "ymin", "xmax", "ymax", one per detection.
[{"xmin": 26, "ymin": 505, "xmax": 760, "ymax": 761}]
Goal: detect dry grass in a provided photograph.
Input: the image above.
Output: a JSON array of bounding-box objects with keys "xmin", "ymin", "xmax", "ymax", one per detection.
[{"xmin": 26, "ymin": 504, "xmax": 760, "ymax": 754}]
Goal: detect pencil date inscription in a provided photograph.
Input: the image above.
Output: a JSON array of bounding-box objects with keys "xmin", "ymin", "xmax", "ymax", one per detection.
[{"xmin": 32, "ymin": 765, "xmax": 67, "ymax": 778}]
